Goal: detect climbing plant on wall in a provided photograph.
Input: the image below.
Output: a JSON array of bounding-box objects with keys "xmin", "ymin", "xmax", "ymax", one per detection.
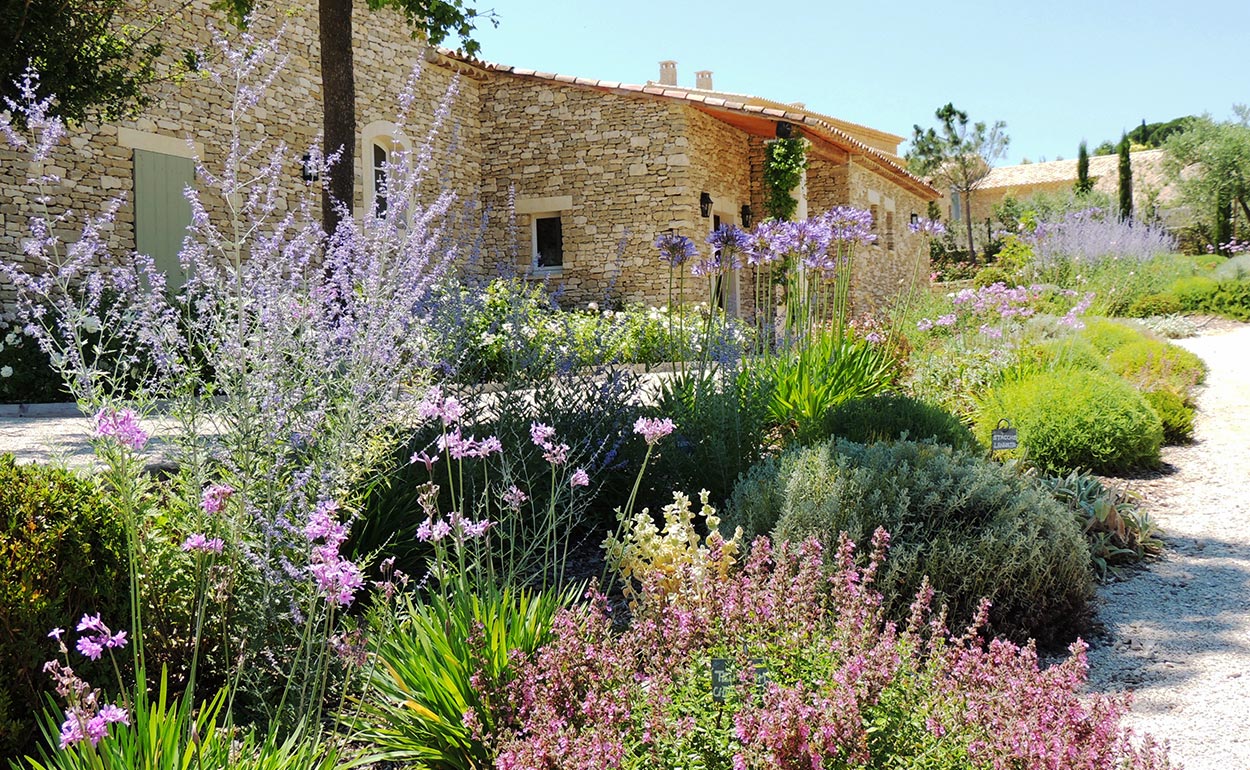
[{"xmin": 763, "ymin": 137, "xmax": 808, "ymax": 221}]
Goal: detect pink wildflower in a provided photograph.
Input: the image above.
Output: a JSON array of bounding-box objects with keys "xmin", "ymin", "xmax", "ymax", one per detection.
[{"xmin": 633, "ymin": 417, "xmax": 675, "ymax": 445}]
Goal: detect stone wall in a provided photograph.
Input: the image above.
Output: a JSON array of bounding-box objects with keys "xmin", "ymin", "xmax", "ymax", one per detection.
[
  {"xmin": 846, "ymin": 161, "xmax": 930, "ymax": 316},
  {"xmin": 1, "ymin": 0, "xmax": 482, "ymax": 306}
]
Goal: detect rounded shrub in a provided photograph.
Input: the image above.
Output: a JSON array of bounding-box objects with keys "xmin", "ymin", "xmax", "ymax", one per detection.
[
  {"xmin": 974, "ymin": 369, "xmax": 1164, "ymax": 474},
  {"xmin": 1169, "ymin": 275, "xmax": 1219, "ymax": 311},
  {"xmin": 1126, "ymin": 292, "xmax": 1182, "ymax": 318},
  {"xmin": 1105, "ymin": 337, "xmax": 1207, "ymax": 391},
  {"xmin": 821, "ymin": 393, "xmax": 979, "ymax": 451},
  {"xmin": 1144, "ymin": 387, "xmax": 1196, "ymax": 444},
  {"xmin": 1008, "ymin": 337, "xmax": 1109, "ymax": 380},
  {"xmin": 972, "ymin": 266, "xmax": 1013, "ymax": 288},
  {"xmin": 0, "ymin": 455, "xmax": 128, "ymax": 757},
  {"xmin": 1078, "ymin": 317, "xmax": 1149, "ymax": 355},
  {"xmin": 754, "ymin": 439, "xmax": 1093, "ymax": 644}
]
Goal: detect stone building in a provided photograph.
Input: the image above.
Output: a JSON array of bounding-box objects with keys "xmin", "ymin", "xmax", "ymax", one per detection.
[{"xmin": 1, "ymin": 0, "xmax": 938, "ymax": 316}]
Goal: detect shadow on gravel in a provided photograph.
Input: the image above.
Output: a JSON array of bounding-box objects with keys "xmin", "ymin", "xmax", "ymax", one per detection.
[{"xmin": 1085, "ymin": 533, "xmax": 1250, "ymax": 710}]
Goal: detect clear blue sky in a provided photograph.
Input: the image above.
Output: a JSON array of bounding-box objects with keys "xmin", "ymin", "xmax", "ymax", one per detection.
[{"xmin": 472, "ymin": 0, "xmax": 1248, "ymax": 166}]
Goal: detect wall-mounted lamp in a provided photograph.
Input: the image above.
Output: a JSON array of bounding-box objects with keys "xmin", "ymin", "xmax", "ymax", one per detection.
[
  {"xmin": 741, "ymin": 204, "xmax": 753, "ymax": 228},
  {"xmin": 775, "ymin": 121, "xmax": 794, "ymax": 139},
  {"xmin": 301, "ymin": 153, "xmax": 319, "ymax": 183},
  {"xmin": 910, "ymin": 212, "xmax": 919, "ymax": 226},
  {"xmin": 699, "ymin": 192, "xmax": 713, "ymax": 218}
]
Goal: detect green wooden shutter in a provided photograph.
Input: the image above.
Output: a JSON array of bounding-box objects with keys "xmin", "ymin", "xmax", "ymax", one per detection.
[{"xmin": 133, "ymin": 149, "xmax": 194, "ymax": 288}]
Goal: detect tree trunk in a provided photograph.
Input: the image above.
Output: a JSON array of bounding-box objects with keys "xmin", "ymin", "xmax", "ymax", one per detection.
[
  {"xmin": 319, "ymin": 0, "xmax": 355, "ymax": 235},
  {"xmin": 963, "ymin": 188, "xmax": 976, "ymax": 259}
]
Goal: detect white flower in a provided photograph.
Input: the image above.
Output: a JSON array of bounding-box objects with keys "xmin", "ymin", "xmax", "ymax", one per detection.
[
  {"xmin": 80, "ymin": 315, "xmax": 101, "ymax": 334},
  {"xmin": 0, "ymin": 366, "xmax": 11, "ymax": 378},
  {"xmin": 4, "ymin": 333, "xmax": 17, "ymax": 345}
]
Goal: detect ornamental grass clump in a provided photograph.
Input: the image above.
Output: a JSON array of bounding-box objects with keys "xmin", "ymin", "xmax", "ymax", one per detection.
[{"xmin": 480, "ymin": 528, "xmax": 1172, "ymax": 769}]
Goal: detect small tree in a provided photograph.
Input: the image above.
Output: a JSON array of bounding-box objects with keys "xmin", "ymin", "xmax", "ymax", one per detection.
[
  {"xmin": 1118, "ymin": 134, "xmax": 1133, "ymax": 220},
  {"xmin": 1075, "ymin": 141, "xmax": 1092, "ymax": 194},
  {"xmin": 1163, "ymin": 108, "xmax": 1250, "ymax": 251},
  {"xmin": 908, "ymin": 103, "xmax": 1009, "ymax": 258}
]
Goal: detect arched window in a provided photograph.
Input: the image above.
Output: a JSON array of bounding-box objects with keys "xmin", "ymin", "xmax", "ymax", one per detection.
[{"xmin": 361, "ymin": 121, "xmax": 410, "ymax": 217}]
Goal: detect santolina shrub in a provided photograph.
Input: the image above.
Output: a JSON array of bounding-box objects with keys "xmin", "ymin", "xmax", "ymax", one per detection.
[
  {"xmin": 480, "ymin": 530, "xmax": 1171, "ymax": 769},
  {"xmin": 820, "ymin": 393, "xmax": 979, "ymax": 451},
  {"xmin": 975, "ymin": 368, "xmax": 1164, "ymax": 474}
]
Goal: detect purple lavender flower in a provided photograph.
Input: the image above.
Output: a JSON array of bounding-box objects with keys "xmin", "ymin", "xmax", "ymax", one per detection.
[{"xmin": 655, "ymin": 232, "xmax": 697, "ymax": 268}]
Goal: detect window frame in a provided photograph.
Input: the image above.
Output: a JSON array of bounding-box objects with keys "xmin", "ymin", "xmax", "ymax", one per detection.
[{"xmin": 530, "ymin": 212, "xmax": 565, "ymax": 275}]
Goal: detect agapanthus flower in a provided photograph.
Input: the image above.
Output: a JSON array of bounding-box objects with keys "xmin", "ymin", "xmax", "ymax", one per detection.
[
  {"xmin": 634, "ymin": 417, "xmax": 675, "ymax": 445},
  {"xmin": 92, "ymin": 408, "xmax": 148, "ymax": 450},
  {"xmin": 655, "ymin": 232, "xmax": 697, "ymax": 268},
  {"xmin": 907, "ymin": 216, "xmax": 947, "ymax": 236},
  {"xmin": 182, "ymin": 533, "xmax": 225, "ymax": 554}
]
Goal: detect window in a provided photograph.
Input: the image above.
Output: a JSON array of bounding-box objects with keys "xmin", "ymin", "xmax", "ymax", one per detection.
[
  {"xmin": 870, "ymin": 204, "xmax": 880, "ymax": 241},
  {"xmin": 372, "ymin": 142, "xmax": 389, "ymax": 215},
  {"xmin": 950, "ymin": 190, "xmax": 962, "ymax": 222},
  {"xmin": 533, "ymin": 215, "xmax": 563, "ymax": 271},
  {"xmin": 885, "ymin": 211, "xmax": 895, "ymax": 251}
]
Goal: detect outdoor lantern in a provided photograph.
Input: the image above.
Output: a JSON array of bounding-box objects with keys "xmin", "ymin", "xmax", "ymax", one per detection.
[
  {"xmin": 301, "ymin": 153, "xmax": 319, "ymax": 183},
  {"xmin": 775, "ymin": 121, "xmax": 794, "ymax": 139},
  {"xmin": 741, "ymin": 204, "xmax": 753, "ymax": 227},
  {"xmin": 700, "ymin": 192, "xmax": 713, "ymax": 217},
  {"xmin": 910, "ymin": 212, "xmax": 919, "ymax": 226}
]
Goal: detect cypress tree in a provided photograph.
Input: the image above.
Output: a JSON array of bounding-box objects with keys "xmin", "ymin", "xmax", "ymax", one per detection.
[
  {"xmin": 1216, "ymin": 190, "xmax": 1233, "ymax": 254},
  {"xmin": 1118, "ymin": 134, "xmax": 1133, "ymax": 220},
  {"xmin": 1075, "ymin": 141, "xmax": 1092, "ymax": 194}
]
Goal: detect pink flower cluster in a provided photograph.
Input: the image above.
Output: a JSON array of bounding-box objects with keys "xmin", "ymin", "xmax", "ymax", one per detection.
[
  {"xmin": 633, "ymin": 417, "xmax": 675, "ymax": 446},
  {"xmin": 201, "ymin": 483, "xmax": 234, "ymax": 514},
  {"xmin": 304, "ymin": 500, "xmax": 364, "ymax": 606},
  {"xmin": 72, "ymin": 614, "xmax": 127, "ymax": 661},
  {"xmin": 58, "ymin": 703, "xmax": 129, "ymax": 749},
  {"xmin": 530, "ymin": 422, "xmax": 570, "ymax": 465},
  {"xmin": 437, "ymin": 428, "xmax": 502, "ymax": 460},
  {"xmin": 417, "ymin": 385, "xmax": 466, "ymax": 424},
  {"xmin": 416, "ymin": 511, "xmax": 493, "ymax": 542},
  {"xmin": 916, "ymin": 283, "xmax": 1095, "ymax": 339},
  {"xmin": 484, "ymin": 532, "xmax": 1174, "ymax": 770},
  {"xmin": 92, "ymin": 407, "xmax": 148, "ymax": 450},
  {"xmin": 181, "ymin": 533, "xmax": 225, "ymax": 554}
]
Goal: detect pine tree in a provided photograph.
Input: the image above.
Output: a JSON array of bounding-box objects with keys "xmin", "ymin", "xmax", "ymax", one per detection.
[
  {"xmin": 1075, "ymin": 141, "xmax": 1092, "ymax": 194},
  {"xmin": 1118, "ymin": 135, "xmax": 1133, "ymax": 220}
]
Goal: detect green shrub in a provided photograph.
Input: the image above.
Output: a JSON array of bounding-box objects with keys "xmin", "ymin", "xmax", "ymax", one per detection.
[
  {"xmin": 1212, "ymin": 253, "xmax": 1250, "ymax": 281},
  {"xmin": 1126, "ymin": 293, "xmax": 1182, "ymax": 318},
  {"xmin": 1039, "ymin": 470, "xmax": 1162, "ymax": 580},
  {"xmin": 722, "ymin": 450, "xmax": 802, "ymax": 544},
  {"xmin": 1144, "ymin": 387, "xmax": 1196, "ymax": 444},
  {"xmin": 1003, "ymin": 337, "xmax": 1109, "ymax": 383},
  {"xmin": 820, "ymin": 393, "xmax": 979, "ymax": 451},
  {"xmin": 0, "ymin": 456, "xmax": 129, "ymax": 757},
  {"xmin": 1078, "ymin": 318, "xmax": 1149, "ymax": 355},
  {"xmin": 1105, "ymin": 337, "xmax": 1207, "ymax": 391},
  {"xmin": 1205, "ymin": 279, "xmax": 1250, "ymax": 321},
  {"xmin": 972, "ymin": 266, "xmax": 1013, "ymax": 288},
  {"xmin": 750, "ymin": 440, "xmax": 1093, "ymax": 643},
  {"xmin": 974, "ymin": 369, "xmax": 1163, "ymax": 474},
  {"xmin": 1169, "ymin": 275, "xmax": 1220, "ymax": 311}
]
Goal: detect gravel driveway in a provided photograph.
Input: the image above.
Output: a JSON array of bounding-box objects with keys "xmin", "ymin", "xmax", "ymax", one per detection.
[{"xmin": 1085, "ymin": 323, "xmax": 1250, "ymax": 769}]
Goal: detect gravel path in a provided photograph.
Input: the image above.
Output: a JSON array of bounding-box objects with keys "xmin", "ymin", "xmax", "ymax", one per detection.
[{"xmin": 1086, "ymin": 322, "xmax": 1250, "ymax": 769}]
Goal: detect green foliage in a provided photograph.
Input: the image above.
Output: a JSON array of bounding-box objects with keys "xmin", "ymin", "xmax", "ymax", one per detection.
[
  {"xmin": 357, "ymin": 585, "xmax": 575, "ymax": 769},
  {"xmin": 1039, "ymin": 470, "xmax": 1163, "ymax": 580},
  {"xmin": 1162, "ymin": 109, "xmax": 1250, "ymax": 253},
  {"xmin": 1118, "ymin": 135, "xmax": 1134, "ymax": 221},
  {"xmin": 1169, "ymin": 275, "xmax": 1221, "ymax": 310},
  {"xmin": 1167, "ymin": 276, "xmax": 1250, "ymax": 320},
  {"xmin": 1103, "ymin": 337, "xmax": 1207, "ymax": 391},
  {"xmin": 1, "ymin": 0, "xmax": 162, "ymax": 126},
  {"xmin": 1127, "ymin": 292, "xmax": 1182, "ymax": 318},
  {"xmin": 21, "ymin": 672, "xmax": 340, "ymax": 770},
  {"xmin": 974, "ymin": 369, "xmax": 1163, "ymax": 474},
  {"xmin": 1144, "ymin": 387, "xmax": 1196, "ymax": 444},
  {"xmin": 0, "ymin": 456, "xmax": 128, "ymax": 758},
  {"xmin": 1076, "ymin": 141, "xmax": 1092, "ymax": 194},
  {"xmin": 820, "ymin": 393, "xmax": 979, "ymax": 452},
  {"xmin": 972, "ymin": 266, "xmax": 1012, "ymax": 288},
  {"xmin": 1078, "ymin": 317, "xmax": 1151, "ymax": 354},
  {"xmin": 0, "ymin": 321, "xmax": 64, "ymax": 403},
  {"xmin": 649, "ymin": 367, "xmax": 774, "ymax": 508},
  {"xmin": 761, "ymin": 332, "xmax": 897, "ymax": 445},
  {"xmin": 1006, "ymin": 337, "xmax": 1110, "ymax": 381},
  {"xmin": 1212, "ymin": 253, "xmax": 1250, "ymax": 280},
  {"xmin": 762, "ymin": 138, "xmax": 808, "ymax": 221},
  {"xmin": 757, "ymin": 439, "xmax": 1093, "ymax": 643}
]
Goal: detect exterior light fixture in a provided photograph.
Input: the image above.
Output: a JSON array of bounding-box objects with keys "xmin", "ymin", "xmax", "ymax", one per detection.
[
  {"xmin": 741, "ymin": 204, "xmax": 753, "ymax": 228},
  {"xmin": 699, "ymin": 192, "xmax": 713, "ymax": 218},
  {"xmin": 775, "ymin": 121, "xmax": 794, "ymax": 139},
  {"xmin": 301, "ymin": 153, "xmax": 319, "ymax": 183}
]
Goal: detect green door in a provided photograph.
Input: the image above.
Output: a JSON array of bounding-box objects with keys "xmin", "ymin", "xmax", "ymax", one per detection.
[{"xmin": 133, "ymin": 149, "xmax": 194, "ymax": 289}]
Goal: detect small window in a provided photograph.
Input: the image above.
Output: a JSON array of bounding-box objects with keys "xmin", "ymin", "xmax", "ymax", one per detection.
[
  {"xmin": 373, "ymin": 142, "xmax": 389, "ymax": 215},
  {"xmin": 534, "ymin": 216, "xmax": 563, "ymax": 270},
  {"xmin": 869, "ymin": 204, "xmax": 880, "ymax": 240},
  {"xmin": 885, "ymin": 211, "xmax": 895, "ymax": 251},
  {"xmin": 950, "ymin": 190, "xmax": 962, "ymax": 222}
]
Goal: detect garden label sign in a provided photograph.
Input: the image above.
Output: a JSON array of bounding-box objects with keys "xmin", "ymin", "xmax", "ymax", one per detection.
[
  {"xmin": 991, "ymin": 419, "xmax": 1018, "ymax": 451},
  {"xmin": 711, "ymin": 658, "xmax": 733, "ymax": 703}
]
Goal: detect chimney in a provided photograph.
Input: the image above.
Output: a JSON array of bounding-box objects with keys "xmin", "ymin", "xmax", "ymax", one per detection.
[
  {"xmin": 695, "ymin": 70, "xmax": 713, "ymax": 90},
  {"xmin": 658, "ymin": 60, "xmax": 677, "ymax": 86}
]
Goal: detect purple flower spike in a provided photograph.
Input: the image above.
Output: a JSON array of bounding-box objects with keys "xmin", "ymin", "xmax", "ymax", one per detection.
[{"xmin": 92, "ymin": 408, "xmax": 148, "ymax": 450}]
